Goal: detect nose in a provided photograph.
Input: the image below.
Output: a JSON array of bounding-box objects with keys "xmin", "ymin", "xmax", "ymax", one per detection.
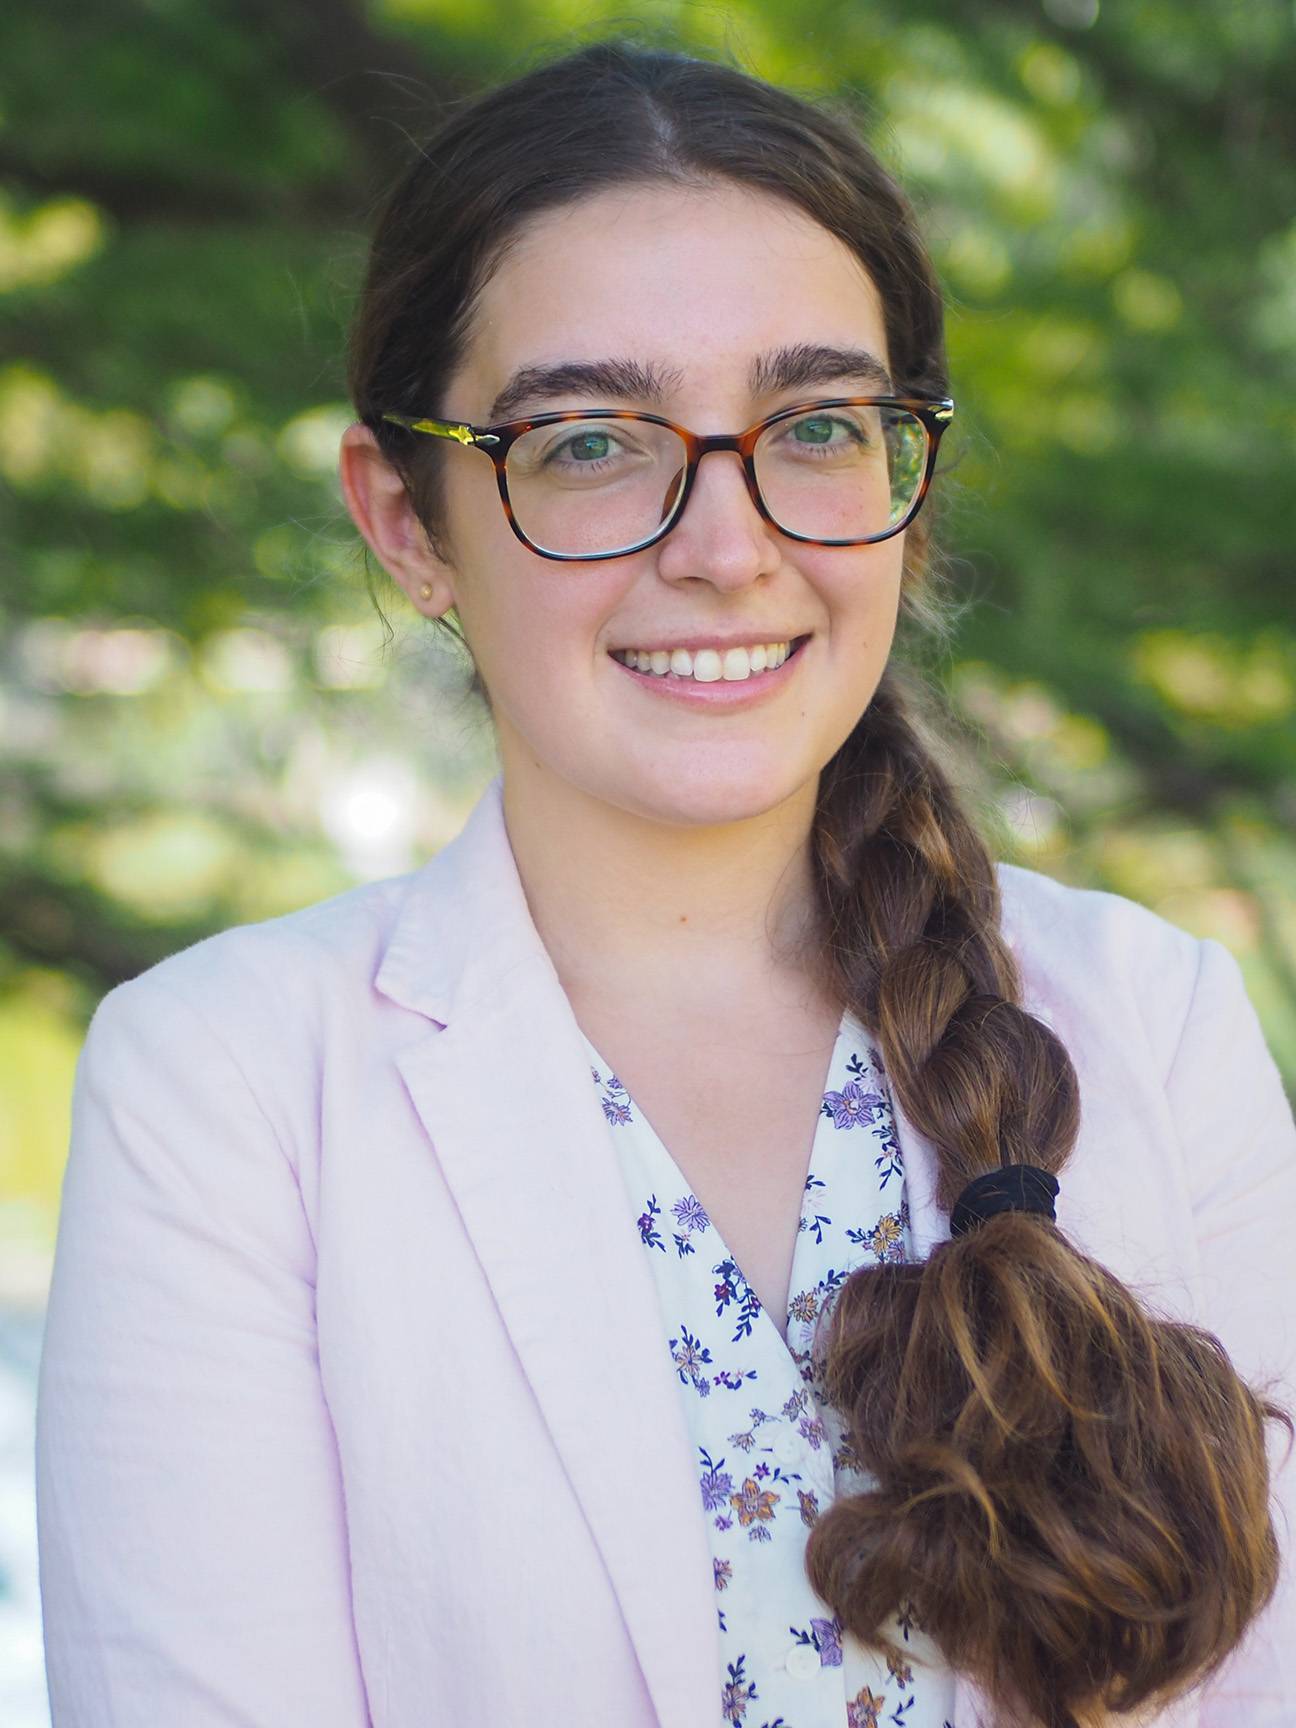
[{"xmin": 653, "ymin": 446, "xmax": 780, "ymax": 589}]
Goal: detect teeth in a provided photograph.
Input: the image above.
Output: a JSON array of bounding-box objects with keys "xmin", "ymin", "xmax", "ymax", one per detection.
[{"xmin": 614, "ymin": 641, "xmax": 794, "ymax": 681}]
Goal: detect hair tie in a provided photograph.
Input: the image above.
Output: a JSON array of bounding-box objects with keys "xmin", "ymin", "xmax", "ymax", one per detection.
[{"xmin": 949, "ymin": 1164, "xmax": 1060, "ymax": 1237}]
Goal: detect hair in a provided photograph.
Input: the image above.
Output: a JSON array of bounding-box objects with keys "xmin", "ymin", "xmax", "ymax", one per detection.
[{"xmin": 345, "ymin": 37, "xmax": 1292, "ymax": 1728}]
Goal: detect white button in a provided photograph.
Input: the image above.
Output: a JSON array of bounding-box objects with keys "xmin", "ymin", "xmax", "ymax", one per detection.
[
  {"xmin": 786, "ymin": 1642, "xmax": 821, "ymax": 1679},
  {"xmin": 773, "ymin": 1428, "xmax": 802, "ymax": 1465}
]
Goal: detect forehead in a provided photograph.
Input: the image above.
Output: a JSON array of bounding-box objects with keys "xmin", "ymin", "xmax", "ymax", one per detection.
[{"xmin": 459, "ymin": 181, "xmax": 890, "ymax": 408}]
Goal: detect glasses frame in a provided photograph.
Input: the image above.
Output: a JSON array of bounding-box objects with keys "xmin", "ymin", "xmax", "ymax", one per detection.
[{"xmin": 378, "ymin": 394, "xmax": 955, "ymax": 563}]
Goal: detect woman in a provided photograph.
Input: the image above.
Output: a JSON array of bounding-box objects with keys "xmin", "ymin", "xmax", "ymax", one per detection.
[{"xmin": 35, "ymin": 38, "xmax": 1296, "ymax": 1728}]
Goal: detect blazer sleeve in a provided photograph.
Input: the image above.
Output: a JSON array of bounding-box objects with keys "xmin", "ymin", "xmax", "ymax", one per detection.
[
  {"xmin": 35, "ymin": 968, "xmax": 373, "ymax": 1728},
  {"xmin": 1163, "ymin": 935, "xmax": 1296, "ymax": 1725}
]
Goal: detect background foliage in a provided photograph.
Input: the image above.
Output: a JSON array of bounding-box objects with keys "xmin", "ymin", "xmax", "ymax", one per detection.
[{"xmin": 3, "ymin": 0, "xmax": 1296, "ymax": 1278}]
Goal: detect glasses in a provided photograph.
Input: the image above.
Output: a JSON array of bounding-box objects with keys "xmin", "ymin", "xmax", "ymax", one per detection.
[{"xmin": 379, "ymin": 395, "xmax": 954, "ymax": 562}]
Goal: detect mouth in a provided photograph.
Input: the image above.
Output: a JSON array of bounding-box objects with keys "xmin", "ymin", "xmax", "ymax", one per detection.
[
  {"xmin": 606, "ymin": 632, "xmax": 814, "ymax": 709},
  {"xmin": 608, "ymin": 633, "xmax": 813, "ymax": 685}
]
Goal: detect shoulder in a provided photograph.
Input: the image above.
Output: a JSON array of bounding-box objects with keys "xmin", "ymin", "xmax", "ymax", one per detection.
[
  {"xmin": 84, "ymin": 868, "xmax": 423, "ymax": 1065},
  {"xmin": 994, "ymin": 859, "xmax": 1204, "ymax": 1071},
  {"xmin": 994, "ymin": 857, "xmax": 1200, "ymax": 972}
]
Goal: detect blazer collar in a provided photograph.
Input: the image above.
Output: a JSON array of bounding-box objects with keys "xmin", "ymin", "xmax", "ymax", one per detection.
[
  {"xmin": 374, "ymin": 772, "xmax": 545, "ymax": 1027},
  {"xmin": 374, "ymin": 772, "xmax": 990, "ymax": 1728}
]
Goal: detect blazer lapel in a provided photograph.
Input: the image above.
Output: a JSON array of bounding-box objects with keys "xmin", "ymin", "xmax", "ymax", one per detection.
[{"xmin": 375, "ymin": 777, "xmax": 720, "ymax": 1728}]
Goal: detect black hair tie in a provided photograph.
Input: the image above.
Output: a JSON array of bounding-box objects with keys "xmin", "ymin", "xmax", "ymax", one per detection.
[{"xmin": 949, "ymin": 1164, "xmax": 1060, "ymax": 1237}]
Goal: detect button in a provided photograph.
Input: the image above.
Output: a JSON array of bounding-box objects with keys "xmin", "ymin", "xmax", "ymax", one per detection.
[
  {"xmin": 773, "ymin": 1428, "xmax": 802, "ymax": 1465},
  {"xmin": 786, "ymin": 1643, "xmax": 821, "ymax": 1679}
]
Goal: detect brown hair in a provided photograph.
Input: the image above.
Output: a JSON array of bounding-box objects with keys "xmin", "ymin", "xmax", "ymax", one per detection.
[{"xmin": 345, "ymin": 37, "xmax": 1291, "ymax": 1728}]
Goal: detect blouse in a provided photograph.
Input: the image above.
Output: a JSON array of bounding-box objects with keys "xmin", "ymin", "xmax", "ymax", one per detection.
[{"xmin": 580, "ymin": 1007, "xmax": 959, "ymax": 1728}]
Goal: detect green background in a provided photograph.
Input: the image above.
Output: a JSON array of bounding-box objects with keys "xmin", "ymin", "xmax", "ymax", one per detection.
[{"xmin": 4, "ymin": 0, "xmax": 1295, "ymax": 1291}]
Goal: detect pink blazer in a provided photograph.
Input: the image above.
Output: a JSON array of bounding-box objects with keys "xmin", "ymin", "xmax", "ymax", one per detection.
[{"xmin": 35, "ymin": 772, "xmax": 1296, "ymax": 1727}]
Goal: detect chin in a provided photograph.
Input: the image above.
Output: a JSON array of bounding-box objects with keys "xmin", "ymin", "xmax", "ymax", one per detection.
[{"xmin": 616, "ymin": 762, "xmax": 812, "ymax": 829}]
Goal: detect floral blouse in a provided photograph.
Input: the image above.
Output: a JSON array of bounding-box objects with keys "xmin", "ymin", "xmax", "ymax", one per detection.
[{"xmin": 581, "ymin": 1009, "xmax": 957, "ymax": 1728}]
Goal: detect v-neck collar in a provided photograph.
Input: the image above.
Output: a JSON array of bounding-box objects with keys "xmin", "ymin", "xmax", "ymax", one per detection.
[{"xmin": 578, "ymin": 1006, "xmax": 878, "ymax": 1365}]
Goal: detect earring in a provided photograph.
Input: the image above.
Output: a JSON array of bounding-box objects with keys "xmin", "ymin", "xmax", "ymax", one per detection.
[{"xmin": 418, "ymin": 583, "xmax": 434, "ymax": 601}]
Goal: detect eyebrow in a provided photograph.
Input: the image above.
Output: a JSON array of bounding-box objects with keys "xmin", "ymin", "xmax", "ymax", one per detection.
[{"xmin": 484, "ymin": 342, "xmax": 894, "ymax": 422}]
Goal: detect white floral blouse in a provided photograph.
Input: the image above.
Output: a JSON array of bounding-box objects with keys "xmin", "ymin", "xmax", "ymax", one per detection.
[{"xmin": 580, "ymin": 1009, "xmax": 958, "ymax": 1728}]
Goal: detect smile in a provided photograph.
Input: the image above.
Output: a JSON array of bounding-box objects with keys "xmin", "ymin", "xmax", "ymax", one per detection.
[
  {"xmin": 609, "ymin": 637, "xmax": 809, "ymax": 683},
  {"xmin": 607, "ymin": 635, "xmax": 812, "ymax": 706}
]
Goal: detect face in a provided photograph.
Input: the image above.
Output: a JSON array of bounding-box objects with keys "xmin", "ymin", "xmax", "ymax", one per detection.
[{"xmin": 348, "ymin": 181, "xmax": 910, "ymax": 830}]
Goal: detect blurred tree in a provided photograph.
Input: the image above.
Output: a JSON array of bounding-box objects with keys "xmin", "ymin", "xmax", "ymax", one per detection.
[{"xmin": 2, "ymin": 0, "xmax": 1294, "ymax": 1243}]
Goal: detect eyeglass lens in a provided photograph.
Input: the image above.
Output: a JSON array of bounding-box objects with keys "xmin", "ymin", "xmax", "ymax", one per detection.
[{"xmin": 502, "ymin": 406, "xmax": 929, "ymax": 556}]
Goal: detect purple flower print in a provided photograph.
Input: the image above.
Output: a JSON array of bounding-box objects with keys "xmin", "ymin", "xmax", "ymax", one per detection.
[
  {"xmin": 713, "ymin": 1556, "xmax": 733, "ymax": 1592},
  {"xmin": 811, "ymin": 1616, "xmax": 843, "ymax": 1667},
  {"xmin": 799, "ymin": 1414, "xmax": 827, "ymax": 1450},
  {"xmin": 824, "ymin": 1078, "xmax": 885, "ymax": 1129},
  {"xmin": 699, "ymin": 1447, "xmax": 735, "ymax": 1513},
  {"xmin": 701, "ymin": 1470, "xmax": 734, "ymax": 1512},
  {"xmin": 591, "ymin": 1066, "xmax": 634, "ymax": 1126},
  {"xmin": 672, "ymin": 1194, "xmax": 710, "ymax": 1234}
]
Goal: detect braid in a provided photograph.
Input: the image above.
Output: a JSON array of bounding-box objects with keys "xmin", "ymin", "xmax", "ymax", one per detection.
[{"xmin": 802, "ymin": 663, "xmax": 1291, "ymax": 1728}]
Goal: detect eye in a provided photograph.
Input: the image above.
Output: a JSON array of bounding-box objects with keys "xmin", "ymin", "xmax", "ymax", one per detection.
[
  {"xmin": 786, "ymin": 411, "xmax": 867, "ymax": 448},
  {"xmin": 556, "ymin": 428, "xmax": 619, "ymax": 463},
  {"xmin": 535, "ymin": 421, "xmax": 643, "ymax": 468}
]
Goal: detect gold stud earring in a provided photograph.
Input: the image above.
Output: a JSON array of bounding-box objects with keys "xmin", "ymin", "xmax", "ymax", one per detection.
[{"xmin": 418, "ymin": 583, "xmax": 434, "ymax": 601}]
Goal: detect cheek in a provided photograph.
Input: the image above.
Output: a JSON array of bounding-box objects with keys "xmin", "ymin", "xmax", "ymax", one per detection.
[
  {"xmin": 804, "ymin": 542, "xmax": 905, "ymax": 640},
  {"xmin": 451, "ymin": 539, "xmax": 627, "ymax": 691}
]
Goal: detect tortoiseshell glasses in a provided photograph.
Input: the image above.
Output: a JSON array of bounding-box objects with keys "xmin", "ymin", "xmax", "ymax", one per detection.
[{"xmin": 379, "ymin": 395, "xmax": 954, "ymax": 563}]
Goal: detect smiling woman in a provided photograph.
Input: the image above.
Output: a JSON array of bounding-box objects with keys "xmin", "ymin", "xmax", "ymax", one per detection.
[
  {"xmin": 347, "ymin": 177, "xmax": 930, "ymax": 839},
  {"xmin": 35, "ymin": 34, "xmax": 1296, "ymax": 1728}
]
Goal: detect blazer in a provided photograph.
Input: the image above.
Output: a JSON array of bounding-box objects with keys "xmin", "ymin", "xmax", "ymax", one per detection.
[{"xmin": 35, "ymin": 770, "xmax": 1296, "ymax": 1728}]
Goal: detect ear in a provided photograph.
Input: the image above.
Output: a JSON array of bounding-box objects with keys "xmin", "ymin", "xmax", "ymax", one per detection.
[{"xmin": 337, "ymin": 422, "xmax": 457, "ymax": 619}]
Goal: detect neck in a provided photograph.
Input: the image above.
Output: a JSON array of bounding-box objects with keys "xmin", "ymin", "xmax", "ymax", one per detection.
[{"xmin": 499, "ymin": 762, "xmax": 832, "ymax": 1022}]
